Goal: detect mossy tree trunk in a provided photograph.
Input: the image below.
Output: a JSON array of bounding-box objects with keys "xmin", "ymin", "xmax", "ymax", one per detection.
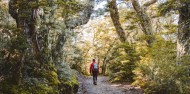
[
  {"xmin": 9, "ymin": 0, "xmax": 40, "ymax": 60},
  {"xmin": 7, "ymin": 0, "xmax": 95, "ymax": 93},
  {"xmin": 177, "ymin": 1, "xmax": 190, "ymax": 62},
  {"xmin": 9, "ymin": 0, "xmax": 40, "ymax": 85}
]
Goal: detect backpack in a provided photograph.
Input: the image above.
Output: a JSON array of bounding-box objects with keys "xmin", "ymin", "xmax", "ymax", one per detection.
[{"xmin": 93, "ymin": 63, "xmax": 98, "ymax": 71}]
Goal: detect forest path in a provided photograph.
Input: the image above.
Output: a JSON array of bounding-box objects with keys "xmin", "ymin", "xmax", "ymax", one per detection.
[{"xmin": 77, "ymin": 74, "xmax": 143, "ymax": 94}]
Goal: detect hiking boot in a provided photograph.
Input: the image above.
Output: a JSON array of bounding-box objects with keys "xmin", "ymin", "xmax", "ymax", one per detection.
[{"xmin": 95, "ymin": 81, "xmax": 97, "ymax": 85}]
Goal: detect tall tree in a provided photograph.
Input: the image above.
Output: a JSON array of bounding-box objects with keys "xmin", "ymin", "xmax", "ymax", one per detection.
[
  {"xmin": 5, "ymin": 0, "xmax": 95, "ymax": 93},
  {"xmin": 131, "ymin": 0, "xmax": 156, "ymax": 46}
]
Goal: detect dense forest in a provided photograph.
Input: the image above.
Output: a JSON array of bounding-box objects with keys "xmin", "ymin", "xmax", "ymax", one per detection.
[{"xmin": 0, "ymin": 0, "xmax": 190, "ymax": 94}]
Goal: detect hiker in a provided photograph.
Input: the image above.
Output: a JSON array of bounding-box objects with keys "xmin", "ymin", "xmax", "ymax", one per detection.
[{"xmin": 90, "ymin": 59, "xmax": 99, "ymax": 85}]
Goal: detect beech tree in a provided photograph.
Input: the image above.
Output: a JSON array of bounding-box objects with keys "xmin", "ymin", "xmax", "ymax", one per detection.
[{"xmin": 1, "ymin": 0, "xmax": 95, "ymax": 93}]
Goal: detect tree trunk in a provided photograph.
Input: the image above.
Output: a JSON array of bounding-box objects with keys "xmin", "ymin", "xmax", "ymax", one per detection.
[
  {"xmin": 102, "ymin": 57, "xmax": 107, "ymax": 75},
  {"xmin": 131, "ymin": 0, "xmax": 155, "ymax": 46},
  {"xmin": 9, "ymin": 0, "xmax": 40, "ymax": 60},
  {"xmin": 102, "ymin": 39, "xmax": 116, "ymax": 75},
  {"xmin": 177, "ymin": 1, "xmax": 190, "ymax": 61},
  {"xmin": 108, "ymin": 0, "xmax": 127, "ymax": 43},
  {"xmin": 8, "ymin": 0, "xmax": 40, "ymax": 85}
]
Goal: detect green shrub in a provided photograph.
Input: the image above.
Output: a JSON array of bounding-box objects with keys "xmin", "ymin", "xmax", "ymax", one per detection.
[
  {"xmin": 108, "ymin": 43, "xmax": 139, "ymax": 82},
  {"xmin": 133, "ymin": 39, "xmax": 190, "ymax": 94}
]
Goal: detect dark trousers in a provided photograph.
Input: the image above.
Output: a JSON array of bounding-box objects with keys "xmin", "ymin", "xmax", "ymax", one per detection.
[{"xmin": 92, "ymin": 70, "xmax": 98, "ymax": 84}]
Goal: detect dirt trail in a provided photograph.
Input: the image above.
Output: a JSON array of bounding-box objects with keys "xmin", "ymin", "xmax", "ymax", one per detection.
[{"xmin": 77, "ymin": 75, "xmax": 143, "ymax": 94}]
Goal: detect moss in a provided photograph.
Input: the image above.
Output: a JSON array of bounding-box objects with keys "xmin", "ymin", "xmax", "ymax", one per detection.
[
  {"xmin": 0, "ymin": 81, "xmax": 26, "ymax": 94},
  {"xmin": 0, "ymin": 80, "xmax": 58, "ymax": 94},
  {"xmin": 48, "ymin": 71, "xmax": 60, "ymax": 85},
  {"xmin": 58, "ymin": 71, "xmax": 79, "ymax": 94},
  {"xmin": 68, "ymin": 71, "xmax": 79, "ymax": 93},
  {"xmin": 28, "ymin": 1, "xmax": 38, "ymax": 8},
  {"xmin": 0, "ymin": 81, "xmax": 12, "ymax": 94}
]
